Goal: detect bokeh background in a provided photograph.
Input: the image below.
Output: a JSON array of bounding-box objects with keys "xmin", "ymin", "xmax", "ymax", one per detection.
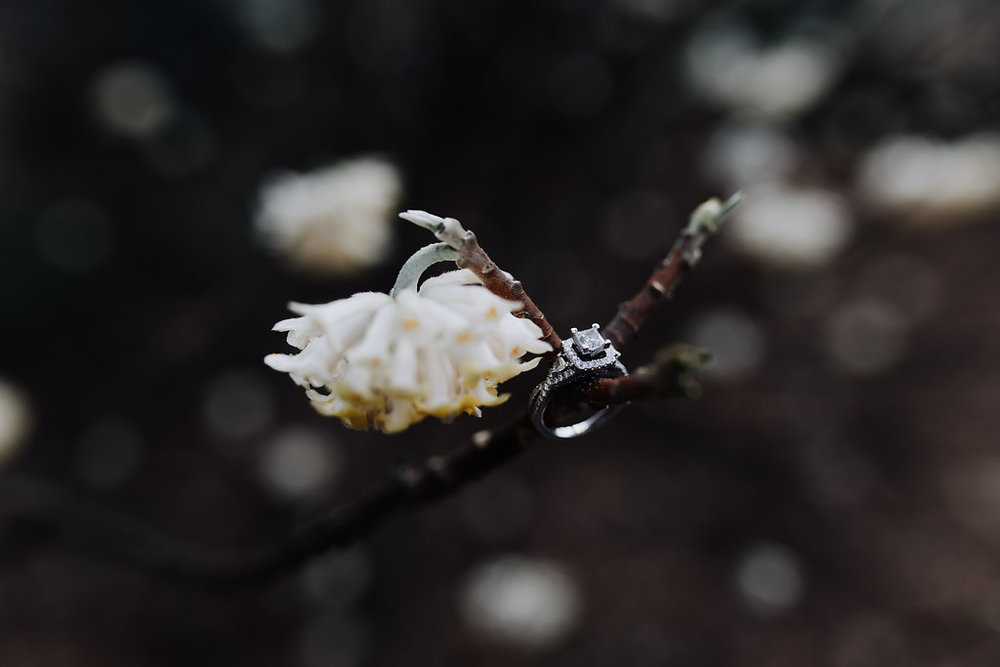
[{"xmin": 3, "ymin": 0, "xmax": 1000, "ymax": 665}]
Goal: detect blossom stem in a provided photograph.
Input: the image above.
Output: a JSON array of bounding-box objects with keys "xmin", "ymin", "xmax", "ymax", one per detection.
[
  {"xmin": 400, "ymin": 211, "xmax": 562, "ymax": 351},
  {"xmin": 389, "ymin": 242, "xmax": 460, "ymax": 296}
]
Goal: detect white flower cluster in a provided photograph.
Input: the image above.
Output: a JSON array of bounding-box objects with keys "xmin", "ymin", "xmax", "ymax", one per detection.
[
  {"xmin": 254, "ymin": 157, "xmax": 403, "ymax": 276},
  {"xmin": 265, "ymin": 269, "xmax": 552, "ymax": 433},
  {"xmin": 726, "ymin": 184, "xmax": 852, "ymax": 270}
]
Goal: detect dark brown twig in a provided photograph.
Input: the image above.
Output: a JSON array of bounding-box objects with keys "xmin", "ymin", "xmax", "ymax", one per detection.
[
  {"xmin": 589, "ymin": 344, "xmax": 712, "ymax": 404},
  {"xmin": 603, "ymin": 194, "xmax": 741, "ymax": 351},
  {"xmin": 2, "ymin": 198, "xmax": 735, "ymax": 586},
  {"xmin": 0, "ymin": 410, "xmax": 538, "ymax": 586},
  {"xmin": 401, "ymin": 211, "xmax": 561, "ymax": 351}
]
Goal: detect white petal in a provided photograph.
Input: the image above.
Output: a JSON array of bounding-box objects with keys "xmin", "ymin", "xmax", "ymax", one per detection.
[
  {"xmin": 396, "ymin": 289, "xmax": 470, "ymax": 335},
  {"xmin": 345, "ymin": 302, "xmax": 398, "ymax": 363},
  {"xmin": 450, "ymin": 340, "xmax": 504, "ymax": 383},
  {"xmin": 304, "ymin": 292, "xmax": 392, "ymax": 331},
  {"xmin": 377, "ymin": 399, "xmax": 420, "ymax": 433},
  {"xmin": 416, "ymin": 345, "xmax": 460, "ymax": 413},
  {"xmin": 387, "ymin": 337, "xmax": 420, "ymax": 396}
]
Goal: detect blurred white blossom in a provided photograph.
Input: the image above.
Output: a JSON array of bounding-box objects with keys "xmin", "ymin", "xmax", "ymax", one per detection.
[
  {"xmin": 702, "ymin": 120, "xmax": 800, "ymax": 189},
  {"xmin": 857, "ymin": 133, "xmax": 1000, "ymax": 227},
  {"xmin": 258, "ymin": 427, "xmax": 340, "ymax": 500},
  {"xmin": 0, "ymin": 379, "xmax": 32, "ymax": 467},
  {"xmin": 825, "ymin": 299, "xmax": 908, "ymax": 376},
  {"xmin": 727, "ymin": 185, "xmax": 853, "ymax": 270},
  {"xmin": 233, "ymin": 0, "xmax": 321, "ymax": 53},
  {"xmin": 735, "ymin": 542, "xmax": 806, "ymax": 616},
  {"xmin": 687, "ymin": 308, "xmax": 765, "ymax": 381},
  {"xmin": 459, "ymin": 555, "xmax": 582, "ymax": 649},
  {"xmin": 90, "ymin": 61, "xmax": 175, "ymax": 138},
  {"xmin": 202, "ymin": 369, "xmax": 274, "ymax": 440},
  {"xmin": 685, "ymin": 24, "xmax": 842, "ymax": 119},
  {"xmin": 265, "ymin": 269, "xmax": 551, "ymax": 433},
  {"xmin": 254, "ymin": 157, "xmax": 403, "ymax": 277}
]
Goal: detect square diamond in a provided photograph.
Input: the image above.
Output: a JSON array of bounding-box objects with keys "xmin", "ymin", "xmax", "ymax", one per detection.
[{"xmin": 572, "ymin": 326, "xmax": 606, "ymax": 356}]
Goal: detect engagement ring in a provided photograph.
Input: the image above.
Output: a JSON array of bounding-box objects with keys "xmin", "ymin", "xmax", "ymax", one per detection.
[{"xmin": 529, "ymin": 324, "xmax": 628, "ymax": 439}]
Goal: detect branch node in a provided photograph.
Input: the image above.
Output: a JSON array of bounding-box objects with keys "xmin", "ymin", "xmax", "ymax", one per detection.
[{"xmin": 684, "ymin": 191, "xmax": 742, "ymax": 237}]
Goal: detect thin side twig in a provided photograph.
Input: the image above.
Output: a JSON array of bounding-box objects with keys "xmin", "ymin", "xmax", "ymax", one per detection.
[
  {"xmin": 400, "ymin": 211, "xmax": 561, "ymax": 351},
  {"xmin": 603, "ymin": 194, "xmax": 741, "ymax": 351},
  {"xmin": 588, "ymin": 344, "xmax": 712, "ymax": 404}
]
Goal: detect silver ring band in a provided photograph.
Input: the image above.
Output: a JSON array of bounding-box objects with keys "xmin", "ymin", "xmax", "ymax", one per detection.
[{"xmin": 529, "ymin": 324, "xmax": 628, "ymax": 439}]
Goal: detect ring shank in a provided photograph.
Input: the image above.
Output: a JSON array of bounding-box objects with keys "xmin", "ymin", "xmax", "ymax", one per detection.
[
  {"xmin": 541, "ymin": 403, "xmax": 625, "ymax": 439},
  {"xmin": 529, "ymin": 357, "xmax": 628, "ymax": 439}
]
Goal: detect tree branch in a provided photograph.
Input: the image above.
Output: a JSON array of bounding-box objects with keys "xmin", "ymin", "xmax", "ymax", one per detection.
[
  {"xmin": 0, "ymin": 410, "xmax": 538, "ymax": 586},
  {"xmin": 603, "ymin": 194, "xmax": 740, "ymax": 351},
  {"xmin": 2, "ymin": 198, "xmax": 735, "ymax": 586}
]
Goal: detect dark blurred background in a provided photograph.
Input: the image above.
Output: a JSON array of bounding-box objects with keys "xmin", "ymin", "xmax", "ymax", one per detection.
[{"xmin": 3, "ymin": 0, "xmax": 1000, "ymax": 665}]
